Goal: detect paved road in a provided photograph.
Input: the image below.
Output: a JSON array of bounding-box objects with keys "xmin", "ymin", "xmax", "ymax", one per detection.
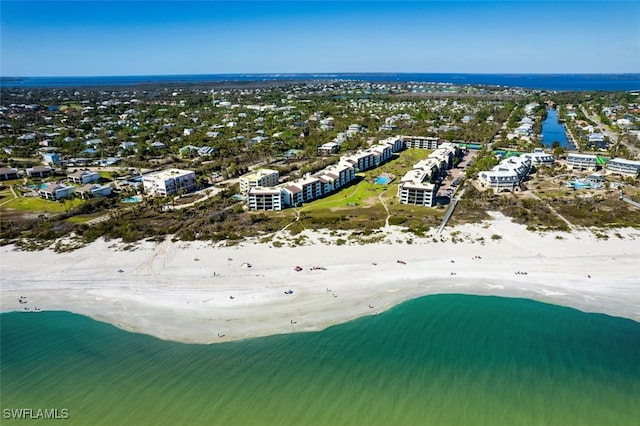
[{"xmin": 581, "ymin": 105, "xmax": 639, "ymax": 156}]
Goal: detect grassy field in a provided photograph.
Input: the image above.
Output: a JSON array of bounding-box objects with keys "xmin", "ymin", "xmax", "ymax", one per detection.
[{"xmin": 1, "ymin": 195, "xmax": 84, "ymax": 212}]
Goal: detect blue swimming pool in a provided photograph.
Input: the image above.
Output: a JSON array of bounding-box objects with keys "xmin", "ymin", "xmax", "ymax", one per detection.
[
  {"xmin": 375, "ymin": 176, "xmax": 391, "ymax": 185},
  {"xmin": 122, "ymin": 195, "xmax": 142, "ymax": 203}
]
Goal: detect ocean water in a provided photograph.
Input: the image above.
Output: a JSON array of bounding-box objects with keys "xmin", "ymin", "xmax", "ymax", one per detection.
[
  {"xmin": 2, "ymin": 73, "xmax": 639, "ymax": 91},
  {"xmin": 2, "ymin": 294, "xmax": 639, "ymax": 425}
]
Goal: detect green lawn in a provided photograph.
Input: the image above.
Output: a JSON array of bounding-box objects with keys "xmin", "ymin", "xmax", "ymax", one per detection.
[{"xmin": 2, "ymin": 196, "xmax": 84, "ymax": 212}]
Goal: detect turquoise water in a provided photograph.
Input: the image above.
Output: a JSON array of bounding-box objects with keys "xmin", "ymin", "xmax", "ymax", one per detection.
[
  {"xmin": 375, "ymin": 176, "xmax": 391, "ymax": 185},
  {"xmin": 2, "ymin": 294, "xmax": 639, "ymax": 425},
  {"xmin": 121, "ymin": 195, "xmax": 142, "ymax": 203}
]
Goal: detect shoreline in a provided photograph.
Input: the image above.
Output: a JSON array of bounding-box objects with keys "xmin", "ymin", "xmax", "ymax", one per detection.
[{"xmin": 2, "ymin": 213, "xmax": 639, "ymax": 344}]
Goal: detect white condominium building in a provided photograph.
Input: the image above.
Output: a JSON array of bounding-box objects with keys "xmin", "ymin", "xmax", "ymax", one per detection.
[
  {"xmin": 397, "ymin": 142, "xmax": 461, "ymax": 207},
  {"xmin": 239, "ymin": 169, "xmax": 279, "ymax": 194},
  {"xmin": 143, "ymin": 168, "xmax": 196, "ymax": 196},
  {"xmin": 247, "ymin": 187, "xmax": 282, "ymax": 211},
  {"xmin": 521, "ymin": 148, "xmax": 554, "ymax": 166},
  {"xmin": 606, "ymin": 158, "xmax": 640, "ymax": 178},
  {"xmin": 478, "ymin": 157, "xmax": 531, "ymax": 191},
  {"xmin": 367, "ymin": 144, "xmax": 393, "ymax": 166},
  {"xmin": 380, "ymin": 136, "xmax": 406, "ymax": 153},
  {"xmin": 566, "ymin": 153, "xmax": 598, "ymax": 171},
  {"xmin": 398, "ymin": 181, "xmax": 437, "ymax": 207},
  {"xmin": 281, "ymin": 175, "xmax": 323, "ymax": 207},
  {"xmin": 341, "ymin": 151, "xmax": 376, "ymax": 172},
  {"xmin": 478, "ymin": 170, "xmax": 521, "ymax": 191},
  {"xmin": 402, "ymin": 136, "xmax": 439, "ymax": 149},
  {"xmin": 314, "ymin": 163, "xmax": 356, "ymax": 194}
]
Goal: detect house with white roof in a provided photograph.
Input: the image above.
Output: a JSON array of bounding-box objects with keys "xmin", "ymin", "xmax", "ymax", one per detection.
[
  {"xmin": 521, "ymin": 148, "xmax": 554, "ymax": 166},
  {"xmin": 142, "ymin": 169, "xmax": 196, "ymax": 196},
  {"xmin": 68, "ymin": 169, "xmax": 100, "ymax": 185}
]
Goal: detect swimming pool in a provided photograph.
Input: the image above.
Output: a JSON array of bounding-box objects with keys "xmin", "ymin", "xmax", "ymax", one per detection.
[
  {"xmin": 122, "ymin": 195, "xmax": 142, "ymax": 203},
  {"xmin": 375, "ymin": 176, "xmax": 391, "ymax": 185}
]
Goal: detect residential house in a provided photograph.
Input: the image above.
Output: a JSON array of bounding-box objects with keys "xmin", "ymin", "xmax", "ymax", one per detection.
[
  {"xmin": 27, "ymin": 165, "xmax": 53, "ymax": 178},
  {"xmin": 318, "ymin": 142, "xmax": 340, "ymax": 156},
  {"xmin": 39, "ymin": 183, "xmax": 75, "ymax": 200},
  {"xmin": 68, "ymin": 169, "xmax": 100, "ymax": 185},
  {"xmin": 0, "ymin": 167, "xmax": 19, "ymax": 180},
  {"xmin": 42, "ymin": 152, "xmax": 61, "ymax": 165},
  {"xmin": 76, "ymin": 183, "xmax": 112, "ymax": 198},
  {"xmin": 521, "ymin": 148, "xmax": 554, "ymax": 166}
]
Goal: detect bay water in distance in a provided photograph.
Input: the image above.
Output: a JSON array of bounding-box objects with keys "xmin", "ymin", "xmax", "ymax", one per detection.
[
  {"xmin": 2, "ymin": 73, "xmax": 639, "ymax": 91},
  {"xmin": 2, "ymin": 294, "xmax": 639, "ymax": 425}
]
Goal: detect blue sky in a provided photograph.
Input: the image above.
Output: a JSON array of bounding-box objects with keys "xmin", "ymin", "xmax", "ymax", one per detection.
[{"xmin": 1, "ymin": 1, "xmax": 639, "ymax": 76}]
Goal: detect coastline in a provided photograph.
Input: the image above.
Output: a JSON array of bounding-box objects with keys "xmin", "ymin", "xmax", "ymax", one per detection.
[{"xmin": 2, "ymin": 212, "xmax": 639, "ymax": 344}]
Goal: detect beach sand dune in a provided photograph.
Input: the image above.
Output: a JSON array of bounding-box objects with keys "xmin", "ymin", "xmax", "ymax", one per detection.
[{"xmin": 2, "ymin": 213, "xmax": 639, "ymax": 343}]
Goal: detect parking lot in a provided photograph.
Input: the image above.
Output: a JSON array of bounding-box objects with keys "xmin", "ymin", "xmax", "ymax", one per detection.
[{"xmin": 437, "ymin": 151, "xmax": 478, "ymax": 199}]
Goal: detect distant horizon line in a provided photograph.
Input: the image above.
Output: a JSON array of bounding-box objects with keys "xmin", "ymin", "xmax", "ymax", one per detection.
[{"xmin": 3, "ymin": 72, "xmax": 640, "ymax": 79}]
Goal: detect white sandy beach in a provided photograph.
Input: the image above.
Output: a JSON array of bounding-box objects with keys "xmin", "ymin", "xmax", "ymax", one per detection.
[{"xmin": 1, "ymin": 212, "xmax": 639, "ymax": 343}]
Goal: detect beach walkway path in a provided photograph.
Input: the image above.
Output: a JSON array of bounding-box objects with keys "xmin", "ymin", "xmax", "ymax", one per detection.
[
  {"xmin": 621, "ymin": 197, "xmax": 640, "ymax": 210},
  {"xmin": 529, "ymin": 193, "xmax": 576, "ymax": 231}
]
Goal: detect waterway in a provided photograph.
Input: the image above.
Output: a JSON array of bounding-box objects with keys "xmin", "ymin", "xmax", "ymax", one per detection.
[{"xmin": 541, "ymin": 108, "xmax": 574, "ymax": 150}]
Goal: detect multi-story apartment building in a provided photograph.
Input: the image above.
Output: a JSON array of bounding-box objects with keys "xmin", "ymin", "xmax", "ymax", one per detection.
[
  {"xmin": 239, "ymin": 169, "xmax": 279, "ymax": 194},
  {"xmin": 143, "ymin": 169, "xmax": 196, "ymax": 196}
]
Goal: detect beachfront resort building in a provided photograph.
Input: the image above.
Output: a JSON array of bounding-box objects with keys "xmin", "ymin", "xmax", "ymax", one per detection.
[
  {"xmin": 39, "ymin": 183, "xmax": 75, "ymax": 201},
  {"xmin": 247, "ymin": 187, "xmax": 282, "ymax": 211},
  {"xmin": 398, "ymin": 181, "xmax": 438, "ymax": 207},
  {"xmin": 142, "ymin": 168, "xmax": 196, "ymax": 196},
  {"xmin": 239, "ymin": 169, "xmax": 279, "ymax": 194},
  {"xmin": 606, "ymin": 158, "xmax": 640, "ymax": 178},
  {"xmin": 398, "ymin": 142, "xmax": 461, "ymax": 207},
  {"xmin": 478, "ymin": 156, "xmax": 532, "ymax": 191},
  {"xmin": 566, "ymin": 153, "xmax": 598, "ymax": 171},
  {"xmin": 521, "ymin": 148, "xmax": 555, "ymax": 166}
]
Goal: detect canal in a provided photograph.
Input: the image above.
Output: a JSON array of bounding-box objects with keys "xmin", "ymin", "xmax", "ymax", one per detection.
[{"xmin": 541, "ymin": 108, "xmax": 574, "ymax": 150}]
